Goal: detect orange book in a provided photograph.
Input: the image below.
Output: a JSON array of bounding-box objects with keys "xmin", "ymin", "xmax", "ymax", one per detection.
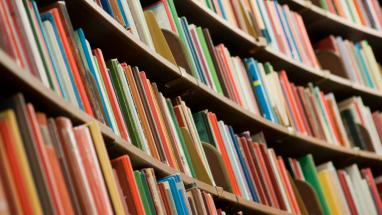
[
  {"xmin": 93, "ymin": 49, "xmax": 129, "ymax": 140},
  {"xmin": 0, "ymin": 111, "xmax": 41, "ymax": 214},
  {"xmin": 123, "ymin": 66, "xmax": 159, "ymax": 160},
  {"xmin": 352, "ymin": 0, "xmax": 368, "ymax": 26},
  {"xmin": 36, "ymin": 113, "xmax": 75, "ymax": 214},
  {"xmin": 0, "ymin": 133, "xmax": 22, "ymax": 214},
  {"xmin": 277, "ymin": 157, "xmax": 301, "ymax": 214},
  {"xmin": 47, "ymin": 8, "xmax": 94, "ymax": 116},
  {"xmin": 139, "ymin": 72, "xmax": 177, "ymax": 168},
  {"xmin": 27, "ymin": 105, "xmax": 75, "ymax": 215},
  {"xmin": 73, "ymin": 126, "xmax": 113, "ymax": 214},
  {"xmin": 207, "ymin": 112, "xmax": 241, "ymax": 196},
  {"xmin": 279, "ymin": 71, "xmax": 307, "ymax": 134},
  {"xmin": 111, "ymin": 155, "xmax": 146, "ymax": 215},
  {"xmin": 321, "ymin": 94, "xmax": 343, "ymax": 145},
  {"xmin": 332, "ymin": 0, "xmax": 346, "ymax": 17}
]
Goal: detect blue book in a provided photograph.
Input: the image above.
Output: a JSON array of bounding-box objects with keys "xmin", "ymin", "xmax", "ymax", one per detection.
[
  {"xmin": 245, "ymin": 58, "xmax": 274, "ymax": 122},
  {"xmin": 354, "ymin": 43, "xmax": 375, "ymax": 88},
  {"xmin": 256, "ymin": 0, "xmax": 278, "ymax": 50},
  {"xmin": 228, "ymin": 126, "xmax": 259, "ymax": 202},
  {"xmin": 273, "ymin": 2, "xmax": 295, "ymax": 60},
  {"xmin": 116, "ymin": 0, "xmax": 130, "ymax": 28},
  {"xmin": 41, "ymin": 12, "xmax": 84, "ymax": 110},
  {"xmin": 280, "ymin": 4, "xmax": 302, "ymax": 62},
  {"xmin": 75, "ymin": 29, "xmax": 115, "ymax": 130},
  {"xmin": 159, "ymin": 175, "xmax": 189, "ymax": 215},
  {"xmin": 100, "ymin": 0, "xmax": 115, "ymax": 18},
  {"xmin": 179, "ymin": 17, "xmax": 206, "ymax": 84},
  {"xmin": 33, "ymin": 1, "xmax": 67, "ymax": 99},
  {"xmin": 217, "ymin": 0, "xmax": 228, "ymax": 20}
]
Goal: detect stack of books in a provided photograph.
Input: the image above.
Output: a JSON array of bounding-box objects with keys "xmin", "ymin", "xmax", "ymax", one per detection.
[
  {"xmin": 289, "ymin": 154, "xmax": 382, "ymax": 215},
  {"xmin": 310, "ymin": 0, "xmax": 382, "ymax": 30},
  {"xmin": 316, "ymin": 36, "xmax": 382, "ymax": 90}
]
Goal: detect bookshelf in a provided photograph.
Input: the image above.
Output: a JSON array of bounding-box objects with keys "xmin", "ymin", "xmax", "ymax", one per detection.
[{"xmin": 2, "ymin": 0, "xmax": 382, "ymax": 214}]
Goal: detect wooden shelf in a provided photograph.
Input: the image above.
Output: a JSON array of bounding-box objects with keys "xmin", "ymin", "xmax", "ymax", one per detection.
[
  {"xmin": 42, "ymin": 0, "xmax": 382, "ymax": 173},
  {"xmin": 172, "ymin": 0, "xmax": 382, "ymax": 110},
  {"xmin": 0, "ymin": 50, "xmax": 291, "ymax": 215},
  {"xmin": 279, "ymin": 0, "xmax": 382, "ymax": 60}
]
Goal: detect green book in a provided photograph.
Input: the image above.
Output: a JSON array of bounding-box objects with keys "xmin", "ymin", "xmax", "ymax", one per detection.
[
  {"xmin": 166, "ymin": 0, "xmax": 198, "ymax": 77},
  {"xmin": 196, "ymin": 26, "xmax": 223, "ymax": 94},
  {"xmin": 193, "ymin": 111, "xmax": 216, "ymax": 146},
  {"xmin": 106, "ymin": 59, "xmax": 143, "ymax": 149},
  {"xmin": 166, "ymin": 99, "xmax": 196, "ymax": 178},
  {"xmin": 299, "ymin": 154, "xmax": 331, "ymax": 215},
  {"xmin": 134, "ymin": 171, "xmax": 155, "ymax": 215},
  {"xmin": 140, "ymin": 172, "xmax": 157, "ymax": 215}
]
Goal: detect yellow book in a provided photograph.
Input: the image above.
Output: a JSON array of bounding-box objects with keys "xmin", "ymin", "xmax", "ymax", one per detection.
[
  {"xmin": 0, "ymin": 110, "xmax": 43, "ymax": 215},
  {"xmin": 181, "ymin": 127, "xmax": 214, "ymax": 185},
  {"xmin": 317, "ymin": 170, "xmax": 343, "ymax": 215},
  {"xmin": 86, "ymin": 122, "xmax": 126, "ymax": 215},
  {"xmin": 144, "ymin": 11, "xmax": 177, "ymax": 65}
]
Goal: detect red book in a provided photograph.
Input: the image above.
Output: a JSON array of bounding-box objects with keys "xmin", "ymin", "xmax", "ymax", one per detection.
[
  {"xmin": 251, "ymin": 142, "xmax": 280, "ymax": 208},
  {"xmin": 326, "ymin": 0, "xmax": 337, "ymax": 14},
  {"xmin": 239, "ymin": 137, "xmax": 267, "ymax": 204},
  {"xmin": 279, "ymin": 71, "xmax": 307, "ymax": 134},
  {"xmin": 73, "ymin": 126, "xmax": 113, "ymax": 214},
  {"xmin": 47, "ymin": 8, "xmax": 94, "ymax": 116},
  {"xmin": 27, "ymin": 105, "xmax": 75, "ymax": 215},
  {"xmin": 372, "ymin": 112, "xmax": 382, "ymax": 143},
  {"xmin": 93, "ymin": 49, "xmax": 129, "ymax": 140},
  {"xmin": 315, "ymin": 36, "xmax": 339, "ymax": 55},
  {"xmin": 277, "ymin": 157, "xmax": 301, "ymax": 214},
  {"xmin": 139, "ymin": 72, "xmax": 177, "ymax": 168},
  {"xmin": 337, "ymin": 170, "xmax": 358, "ymax": 215},
  {"xmin": 111, "ymin": 155, "xmax": 146, "ymax": 215},
  {"xmin": 362, "ymin": 168, "xmax": 382, "ymax": 214},
  {"xmin": 214, "ymin": 46, "xmax": 237, "ymax": 100},
  {"xmin": 291, "ymin": 84, "xmax": 313, "ymax": 136},
  {"xmin": 55, "ymin": 117, "xmax": 97, "ymax": 214},
  {"xmin": 259, "ymin": 144, "xmax": 286, "ymax": 210},
  {"xmin": 207, "ymin": 112, "xmax": 241, "ymax": 196},
  {"xmin": 322, "ymin": 94, "xmax": 344, "ymax": 145}
]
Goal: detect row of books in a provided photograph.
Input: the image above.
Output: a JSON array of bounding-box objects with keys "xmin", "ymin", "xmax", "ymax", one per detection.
[
  {"xmin": 192, "ymin": 0, "xmax": 382, "ymax": 90},
  {"xmin": 289, "ymin": 154, "xmax": 382, "ymax": 215},
  {"xmin": 192, "ymin": 0, "xmax": 320, "ymax": 68},
  {"xmin": 316, "ymin": 35, "xmax": 382, "ymax": 91},
  {"xmin": 310, "ymin": 0, "xmax": 382, "ymax": 30},
  {"xmin": 0, "ymin": 94, "xmax": 232, "ymax": 214},
  {"xmin": 2, "ymin": 93, "xmax": 382, "ymax": 214}
]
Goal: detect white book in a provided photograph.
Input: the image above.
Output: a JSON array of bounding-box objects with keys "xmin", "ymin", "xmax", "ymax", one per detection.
[
  {"xmin": 159, "ymin": 94, "xmax": 192, "ymax": 177},
  {"xmin": 268, "ymin": 149, "xmax": 292, "ymax": 212},
  {"xmin": 118, "ymin": 0, "xmax": 139, "ymax": 38},
  {"xmin": 343, "ymin": 172, "xmax": 361, "ymax": 214},
  {"xmin": 43, "ymin": 21, "xmax": 78, "ymax": 107},
  {"xmin": 14, "ymin": 0, "xmax": 50, "ymax": 88},
  {"xmin": 62, "ymin": 124, "xmax": 98, "ymax": 214},
  {"xmin": 126, "ymin": 0, "xmax": 155, "ymax": 49}
]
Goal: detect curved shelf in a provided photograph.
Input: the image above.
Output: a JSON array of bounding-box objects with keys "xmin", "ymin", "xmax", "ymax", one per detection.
[
  {"xmin": 56, "ymin": 0, "xmax": 382, "ymax": 173},
  {"xmin": 173, "ymin": 0, "xmax": 382, "ymax": 110},
  {"xmin": 0, "ymin": 50, "xmax": 291, "ymax": 215},
  {"xmin": 279, "ymin": 0, "xmax": 382, "ymax": 60}
]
